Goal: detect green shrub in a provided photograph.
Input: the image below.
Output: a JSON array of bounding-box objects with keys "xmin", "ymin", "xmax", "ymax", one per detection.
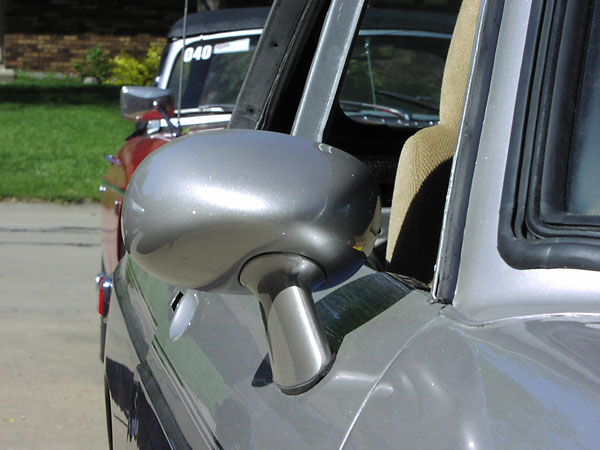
[
  {"xmin": 107, "ymin": 42, "xmax": 162, "ymax": 86},
  {"xmin": 72, "ymin": 45, "xmax": 112, "ymax": 82}
]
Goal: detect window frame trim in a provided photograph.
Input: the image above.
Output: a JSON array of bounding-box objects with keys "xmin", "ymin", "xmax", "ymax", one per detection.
[
  {"xmin": 498, "ymin": 0, "xmax": 600, "ymax": 272},
  {"xmin": 432, "ymin": 0, "xmax": 506, "ymax": 302}
]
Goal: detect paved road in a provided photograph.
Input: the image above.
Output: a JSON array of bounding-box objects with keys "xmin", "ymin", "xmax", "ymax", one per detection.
[{"xmin": 0, "ymin": 201, "xmax": 107, "ymax": 450}]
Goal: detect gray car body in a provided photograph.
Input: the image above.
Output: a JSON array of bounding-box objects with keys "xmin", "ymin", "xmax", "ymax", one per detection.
[{"xmin": 103, "ymin": 0, "xmax": 600, "ymax": 448}]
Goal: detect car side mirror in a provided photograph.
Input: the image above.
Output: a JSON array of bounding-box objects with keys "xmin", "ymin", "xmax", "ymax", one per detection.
[
  {"xmin": 120, "ymin": 86, "xmax": 174, "ymax": 121},
  {"xmin": 122, "ymin": 129, "xmax": 381, "ymax": 394},
  {"xmin": 120, "ymin": 86, "xmax": 181, "ymax": 137}
]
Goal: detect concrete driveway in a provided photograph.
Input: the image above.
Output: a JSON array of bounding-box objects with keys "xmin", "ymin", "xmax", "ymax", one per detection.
[{"xmin": 0, "ymin": 201, "xmax": 106, "ymax": 450}]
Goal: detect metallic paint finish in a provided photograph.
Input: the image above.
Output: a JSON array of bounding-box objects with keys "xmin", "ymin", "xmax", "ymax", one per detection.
[
  {"xmin": 128, "ymin": 261, "xmax": 440, "ymax": 448},
  {"xmin": 105, "ymin": 357, "xmax": 174, "ymax": 449},
  {"xmin": 103, "ymin": 2, "xmax": 600, "ymax": 449},
  {"xmin": 142, "ymin": 342, "xmax": 214, "ymax": 449},
  {"xmin": 122, "ymin": 129, "xmax": 380, "ymax": 293},
  {"xmin": 452, "ymin": 0, "xmax": 600, "ymax": 321},
  {"xmin": 101, "ymin": 133, "xmax": 174, "ymax": 275},
  {"xmin": 345, "ymin": 312, "xmax": 600, "ymax": 449},
  {"xmin": 104, "ymin": 262, "xmax": 158, "ymax": 449},
  {"xmin": 101, "ymin": 30, "xmax": 264, "ymax": 276},
  {"xmin": 240, "ymin": 254, "xmax": 333, "ymax": 393},
  {"xmin": 103, "ymin": 29, "xmax": 259, "ymax": 273},
  {"xmin": 110, "ymin": 252, "xmax": 600, "ymax": 450},
  {"xmin": 291, "ymin": 0, "xmax": 366, "ymax": 141},
  {"xmin": 432, "ymin": 0, "xmax": 502, "ymax": 302}
]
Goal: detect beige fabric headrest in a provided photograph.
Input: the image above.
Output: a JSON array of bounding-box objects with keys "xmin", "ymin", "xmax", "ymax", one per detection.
[
  {"xmin": 385, "ymin": 0, "xmax": 481, "ymax": 268},
  {"xmin": 439, "ymin": 0, "xmax": 481, "ymax": 126}
]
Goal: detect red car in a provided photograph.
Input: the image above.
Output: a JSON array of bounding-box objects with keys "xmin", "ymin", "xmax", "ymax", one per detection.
[
  {"xmin": 96, "ymin": 8, "xmax": 268, "ymax": 353},
  {"xmin": 99, "ymin": 8, "xmax": 267, "ymax": 273}
]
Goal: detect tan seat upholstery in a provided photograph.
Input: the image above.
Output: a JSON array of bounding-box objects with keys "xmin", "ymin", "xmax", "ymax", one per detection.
[{"xmin": 386, "ymin": 0, "xmax": 481, "ymax": 283}]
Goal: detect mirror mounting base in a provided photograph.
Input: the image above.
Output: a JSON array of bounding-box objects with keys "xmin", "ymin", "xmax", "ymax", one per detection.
[
  {"xmin": 154, "ymin": 101, "xmax": 181, "ymax": 137},
  {"xmin": 240, "ymin": 253, "xmax": 333, "ymax": 395}
]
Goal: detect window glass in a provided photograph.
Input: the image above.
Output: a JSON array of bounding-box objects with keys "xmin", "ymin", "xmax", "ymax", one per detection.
[
  {"xmin": 167, "ymin": 35, "xmax": 260, "ymax": 114},
  {"xmin": 338, "ymin": 3, "xmax": 455, "ymax": 128},
  {"xmin": 325, "ymin": 0, "xmax": 458, "ymax": 206},
  {"xmin": 498, "ymin": 0, "xmax": 600, "ymax": 272},
  {"xmin": 565, "ymin": 1, "xmax": 600, "ymax": 216}
]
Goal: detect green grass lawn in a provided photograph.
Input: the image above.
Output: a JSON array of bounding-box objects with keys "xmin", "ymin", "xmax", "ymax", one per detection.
[{"xmin": 0, "ymin": 73, "xmax": 133, "ymax": 202}]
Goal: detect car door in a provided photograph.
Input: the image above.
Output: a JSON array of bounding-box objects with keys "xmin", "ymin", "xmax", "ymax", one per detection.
[
  {"xmin": 342, "ymin": 0, "xmax": 600, "ymax": 447},
  {"xmin": 105, "ymin": 0, "xmax": 462, "ymax": 447}
]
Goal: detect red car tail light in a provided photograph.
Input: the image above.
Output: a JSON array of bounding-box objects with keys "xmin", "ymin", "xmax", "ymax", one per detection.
[{"xmin": 96, "ymin": 274, "xmax": 113, "ymax": 318}]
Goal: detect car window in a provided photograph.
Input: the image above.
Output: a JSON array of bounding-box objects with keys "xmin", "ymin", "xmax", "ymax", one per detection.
[
  {"xmin": 339, "ymin": 13, "xmax": 451, "ymax": 128},
  {"xmin": 167, "ymin": 34, "xmax": 261, "ymax": 113},
  {"xmin": 565, "ymin": 1, "xmax": 600, "ymax": 216},
  {"xmin": 324, "ymin": 0, "xmax": 459, "ymax": 205},
  {"xmin": 499, "ymin": 0, "xmax": 600, "ymax": 271},
  {"xmin": 530, "ymin": 0, "xmax": 600, "ymax": 230}
]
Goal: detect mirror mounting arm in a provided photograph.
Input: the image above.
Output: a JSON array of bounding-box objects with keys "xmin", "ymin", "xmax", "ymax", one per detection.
[
  {"xmin": 240, "ymin": 253, "xmax": 334, "ymax": 395},
  {"xmin": 153, "ymin": 100, "xmax": 182, "ymax": 137}
]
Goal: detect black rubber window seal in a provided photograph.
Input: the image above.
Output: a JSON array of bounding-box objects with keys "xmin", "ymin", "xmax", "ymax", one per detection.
[{"xmin": 498, "ymin": 0, "xmax": 600, "ymax": 272}]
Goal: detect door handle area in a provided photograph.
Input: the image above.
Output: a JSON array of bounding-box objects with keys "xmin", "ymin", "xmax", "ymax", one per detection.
[{"xmin": 169, "ymin": 290, "xmax": 200, "ymax": 341}]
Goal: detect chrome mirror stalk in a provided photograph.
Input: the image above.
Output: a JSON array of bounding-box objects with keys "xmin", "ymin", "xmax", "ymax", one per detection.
[
  {"xmin": 122, "ymin": 129, "xmax": 380, "ymax": 394},
  {"xmin": 240, "ymin": 253, "xmax": 334, "ymax": 395}
]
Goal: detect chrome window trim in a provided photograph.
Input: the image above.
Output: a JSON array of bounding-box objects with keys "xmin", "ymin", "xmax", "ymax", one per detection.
[
  {"xmin": 151, "ymin": 114, "xmax": 230, "ymax": 131},
  {"xmin": 147, "ymin": 115, "xmax": 229, "ymax": 134}
]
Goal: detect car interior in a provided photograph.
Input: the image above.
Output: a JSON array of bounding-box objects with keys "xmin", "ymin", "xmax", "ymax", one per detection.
[
  {"xmin": 386, "ymin": 0, "xmax": 480, "ymax": 282},
  {"xmin": 322, "ymin": 0, "xmax": 479, "ymax": 284}
]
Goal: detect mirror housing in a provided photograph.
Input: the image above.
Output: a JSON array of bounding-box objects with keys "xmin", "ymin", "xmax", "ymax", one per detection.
[
  {"xmin": 120, "ymin": 86, "xmax": 174, "ymax": 122},
  {"xmin": 122, "ymin": 129, "xmax": 381, "ymax": 393}
]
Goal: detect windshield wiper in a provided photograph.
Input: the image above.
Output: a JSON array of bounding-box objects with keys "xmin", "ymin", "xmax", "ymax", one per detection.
[
  {"xmin": 340, "ymin": 100, "xmax": 412, "ymax": 121},
  {"xmin": 374, "ymin": 90, "xmax": 439, "ymax": 113}
]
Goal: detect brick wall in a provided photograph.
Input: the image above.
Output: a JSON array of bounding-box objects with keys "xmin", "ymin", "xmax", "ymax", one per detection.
[
  {"xmin": 4, "ymin": 0, "xmax": 183, "ymax": 74},
  {"xmin": 4, "ymin": 0, "xmax": 273, "ymax": 74},
  {"xmin": 4, "ymin": 0, "xmax": 272, "ymax": 74},
  {"xmin": 5, "ymin": 33, "xmax": 166, "ymax": 73}
]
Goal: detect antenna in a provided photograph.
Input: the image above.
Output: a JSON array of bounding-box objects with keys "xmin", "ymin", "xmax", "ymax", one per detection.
[{"xmin": 177, "ymin": 0, "xmax": 189, "ymax": 128}]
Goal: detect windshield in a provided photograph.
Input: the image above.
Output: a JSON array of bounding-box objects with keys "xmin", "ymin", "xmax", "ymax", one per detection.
[
  {"xmin": 340, "ymin": 30, "xmax": 451, "ymax": 127},
  {"xmin": 167, "ymin": 34, "xmax": 260, "ymax": 114}
]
